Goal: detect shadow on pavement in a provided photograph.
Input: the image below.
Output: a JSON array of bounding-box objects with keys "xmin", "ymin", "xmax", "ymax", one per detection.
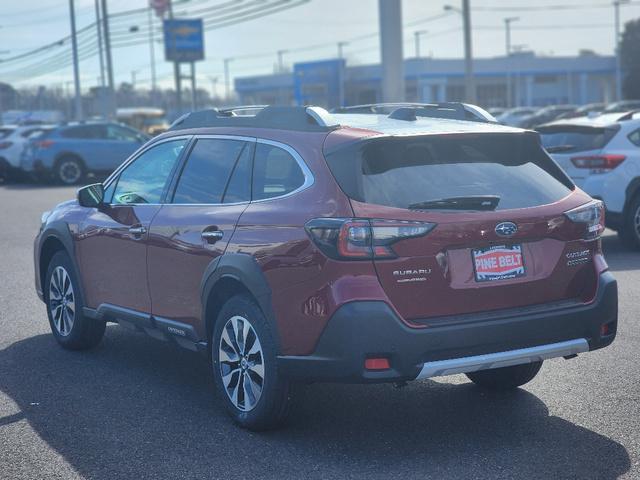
[
  {"xmin": 0, "ymin": 327, "xmax": 631, "ymax": 479},
  {"xmin": 602, "ymin": 233, "xmax": 640, "ymax": 272}
]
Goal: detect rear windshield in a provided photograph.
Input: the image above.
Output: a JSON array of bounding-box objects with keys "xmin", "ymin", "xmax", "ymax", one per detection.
[
  {"xmin": 537, "ymin": 124, "xmax": 618, "ymax": 153},
  {"xmin": 324, "ymin": 133, "xmax": 574, "ymax": 211}
]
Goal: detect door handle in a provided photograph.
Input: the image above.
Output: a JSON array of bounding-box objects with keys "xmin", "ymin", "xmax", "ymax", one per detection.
[
  {"xmin": 202, "ymin": 229, "xmax": 224, "ymax": 243},
  {"xmin": 129, "ymin": 225, "xmax": 147, "ymax": 236}
]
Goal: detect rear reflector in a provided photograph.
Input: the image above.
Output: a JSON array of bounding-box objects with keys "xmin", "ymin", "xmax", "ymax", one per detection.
[
  {"xmin": 570, "ymin": 154, "xmax": 626, "ymax": 171},
  {"xmin": 365, "ymin": 358, "xmax": 391, "ymax": 370}
]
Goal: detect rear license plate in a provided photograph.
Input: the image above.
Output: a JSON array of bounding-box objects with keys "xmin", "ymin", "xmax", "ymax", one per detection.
[{"xmin": 472, "ymin": 244, "xmax": 525, "ymax": 282}]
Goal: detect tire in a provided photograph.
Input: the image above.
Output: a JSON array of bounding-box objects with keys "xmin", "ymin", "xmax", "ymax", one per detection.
[
  {"xmin": 45, "ymin": 251, "xmax": 106, "ymax": 350},
  {"xmin": 619, "ymin": 195, "xmax": 640, "ymax": 250},
  {"xmin": 54, "ymin": 156, "xmax": 85, "ymax": 185},
  {"xmin": 466, "ymin": 361, "xmax": 543, "ymax": 390},
  {"xmin": 211, "ymin": 294, "xmax": 295, "ymax": 431}
]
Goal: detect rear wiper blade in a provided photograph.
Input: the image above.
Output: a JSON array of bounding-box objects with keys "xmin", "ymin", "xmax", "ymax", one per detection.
[
  {"xmin": 409, "ymin": 195, "xmax": 500, "ymax": 211},
  {"xmin": 545, "ymin": 144, "xmax": 576, "ymax": 153}
]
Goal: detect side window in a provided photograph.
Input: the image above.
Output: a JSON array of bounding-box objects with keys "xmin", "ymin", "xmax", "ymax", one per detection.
[
  {"xmin": 252, "ymin": 143, "xmax": 306, "ymax": 201},
  {"xmin": 172, "ymin": 139, "xmax": 248, "ymax": 204},
  {"xmin": 629, "ymin": 129, "xmax": 640, "ymax": 147},
  {"xmin": 107, "ymin": 125, "xmax": 141, "ymax": 142},
  {"xmin": 112, "ymin": 139, "xmax": 186, "ymax": 205},
  {"xmin": 61, "ymin": 125, "xmax": 105, "ymax": 139}
]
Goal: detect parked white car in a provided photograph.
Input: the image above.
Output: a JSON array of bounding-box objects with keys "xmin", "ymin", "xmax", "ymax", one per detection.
[
  {"xmin": 538, "ymin": 111, "xmax": 640, "ymax": 248},
  {"xmin": 0, "ymin": 124, "xmax": 55, "ymax": 181}
]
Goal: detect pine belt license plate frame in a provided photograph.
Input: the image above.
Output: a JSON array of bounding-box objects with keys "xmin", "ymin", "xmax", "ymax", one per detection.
[{"xmin": 472, "ymin": 244, "xmax": 526, "ymax": 283}]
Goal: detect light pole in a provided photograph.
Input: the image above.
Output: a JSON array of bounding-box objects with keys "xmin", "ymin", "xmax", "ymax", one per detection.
[
  {"xmin": 504, "ymin": 16, "xmax": 519, "ymax": 108},
  {"xmin": 337, "ymin": 41, "xmax": 349, "ymax": 59},
  {"xmin": 68, "ymin": 0, "xmax": 83, "ymax": 120},
  {"xmin": 614, "ymin": 0, "xmax": 629, "ymax": 101},
  {"xmin": 223, "ymin": 57, "xmax": 233, "ymax": 101},
  {"xmin": 444, "ymin": 2, "xmax": 476, "ymax": 104},
  {"xmin": 277, "ymin": 49, "xmax": 289, "ymax": 73},
  {"xmin": 208, "ymin": 76, "xmax": 218, "ymax": 101},
  {"xmin": 414, "ymin": 30, "xmax": 428, "ymax": 58}
]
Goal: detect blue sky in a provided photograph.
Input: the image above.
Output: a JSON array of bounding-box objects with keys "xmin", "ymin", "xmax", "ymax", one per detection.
[{"xmin": 1, "ymin": 0, "xmax": 639, "ymax": 93}]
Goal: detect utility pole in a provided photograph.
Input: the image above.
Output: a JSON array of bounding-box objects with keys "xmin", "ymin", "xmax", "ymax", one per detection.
[
  {"xmin": 224, "ymin": 58, "xmax": 233, "ymax": 101},
  {"xmin": 378, "ymin": 0, "xmax": 404, "ymax": 102},
  {"xmin": 94, "ymin": 0, "xmax": 106, "ymax": 88},
  {"xmin": 69, "ymin": 0, "xmax": 83, "ymax": 120},
  {"xmin": 148, "ymin": 7, "xmax": 157, "ymax": 93},
  {"xmin": 462, "ymin": 0, "xmax": 476, "ymax": 104},
  {"xmin": 414, "ymin": 30, "xmax": 428, "ymax": 58},
  {"xmin": 614, "ymin": 0, "xmax": 629, "ymax": 101},
  {"xmin": 101, "ymin": 0, "xmax": 116, "ymax": 117},
  {"xmin": 504, "ymin": 17, "xmax": 519, "ymax": 108}
]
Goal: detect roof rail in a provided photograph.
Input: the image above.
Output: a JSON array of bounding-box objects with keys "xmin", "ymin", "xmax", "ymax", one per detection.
[
  {"xmin": 169, "ymin": 105, "xmax": 339, "ymax": 132},
  {"xmin": 333, "ymin": 102, "xmax": 497, "ymax": 124}
]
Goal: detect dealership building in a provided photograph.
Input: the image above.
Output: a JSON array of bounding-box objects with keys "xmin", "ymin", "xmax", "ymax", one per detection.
[{"xmin": 234, "ymin": 51, "xmax": 616, "ymax": 109}]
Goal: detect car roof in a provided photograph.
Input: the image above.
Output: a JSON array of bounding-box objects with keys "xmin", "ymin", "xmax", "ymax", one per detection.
[{"xmin": 540, "ymin": 111, "xmax": 640, "ymax": 128}]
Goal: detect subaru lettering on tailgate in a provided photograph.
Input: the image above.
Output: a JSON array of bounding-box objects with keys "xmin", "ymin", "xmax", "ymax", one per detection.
[{"xmin": 472, "ymin": 244, "xmax": 525, "ymax": 282}]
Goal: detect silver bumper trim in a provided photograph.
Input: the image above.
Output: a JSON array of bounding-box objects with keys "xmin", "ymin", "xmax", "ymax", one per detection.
[{"xmin": 416, "ymin": 338, "xmax": 589, "ymax": 379}]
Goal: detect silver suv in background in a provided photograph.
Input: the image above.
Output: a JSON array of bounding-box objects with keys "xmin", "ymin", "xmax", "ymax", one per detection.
[{"xmin": 538, "ymin": 111, "xmax": 640, "ymax": 248}]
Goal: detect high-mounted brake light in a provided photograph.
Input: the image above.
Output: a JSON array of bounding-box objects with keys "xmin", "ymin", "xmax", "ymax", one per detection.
[
  {"xmin": 305, "ymin": 218, "xmax": 436, "ymax": 260},
  {"xmin": 564, "ymin": 200, "xmax": 605, "ymax": 241},
  {"xmin": 570, "ymin": 154, "xmax": 625, "ymax": 171}
]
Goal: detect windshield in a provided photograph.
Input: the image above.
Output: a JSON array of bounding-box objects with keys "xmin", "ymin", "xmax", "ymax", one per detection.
[{"xmin": 325, "ymin": 133, "xmax": 574, "ymax": 211}]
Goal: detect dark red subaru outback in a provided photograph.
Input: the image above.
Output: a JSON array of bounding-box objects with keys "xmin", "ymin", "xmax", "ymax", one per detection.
[{"xmin": 34, "ymin": 104, "xmax": 618, "ymax": 430}]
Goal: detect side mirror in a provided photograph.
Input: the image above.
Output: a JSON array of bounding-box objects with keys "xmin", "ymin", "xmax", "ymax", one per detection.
[{"xmin": 77, "ymin": 183, "xmax": 104, "ymax": 208}]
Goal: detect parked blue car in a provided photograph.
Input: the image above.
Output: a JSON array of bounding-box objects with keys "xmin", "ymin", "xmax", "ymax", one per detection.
[{"xmin": 20, "ymin": 122, "xmax": 149, "ymax": 184}]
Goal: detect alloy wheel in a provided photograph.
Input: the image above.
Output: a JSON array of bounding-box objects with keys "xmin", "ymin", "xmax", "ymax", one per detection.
[
  {"xmin": 59, "ymin": 160, "xmax": 81, "ymax": 184},
  {"xmin": 49, "ymin": 266, "xmax": 75, "ymax": 336},
  {"xmin": 218, "ymin": 315, "xmax": 265, "ymax": 412}
]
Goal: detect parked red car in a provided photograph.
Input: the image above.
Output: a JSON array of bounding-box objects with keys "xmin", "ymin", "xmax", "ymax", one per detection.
[{"xmin": 34, "ymin": 104, "xmax": 618, "ymax": 430}]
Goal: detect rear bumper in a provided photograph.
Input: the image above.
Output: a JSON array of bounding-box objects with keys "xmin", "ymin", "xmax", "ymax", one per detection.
[{"xmin": 278, "ymin": 271, "xmax": 617, "ymax": 383}]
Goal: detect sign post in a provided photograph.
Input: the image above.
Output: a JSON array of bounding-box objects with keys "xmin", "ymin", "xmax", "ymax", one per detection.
[{"xmin": 163, "ymin": 18, "xmax": 204, "ymax": 113}]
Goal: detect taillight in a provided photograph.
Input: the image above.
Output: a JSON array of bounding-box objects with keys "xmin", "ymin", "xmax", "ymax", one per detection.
[
  {"xmin": 570, "ymin": 154, "xmax": 625, "ymax": 172},
  {"xmin": 0, "ymin": 141, "xmax": 12, "ymax": 150},
  {"xmin": 36, "ymin": 139, "xmax": 55, "ymax": 149},
  {"xmin": 564, "ymin": 200, "xmax": 605, "ymax": 241},
  {"xmin": 305, "ymin": 218, "xmax": 436, "ymax": 260}
]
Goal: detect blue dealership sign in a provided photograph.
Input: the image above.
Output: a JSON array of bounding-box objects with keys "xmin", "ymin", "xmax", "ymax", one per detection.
[{"xmin": 163, "ymin": 19, "xmax": 204, "ymax": 62}]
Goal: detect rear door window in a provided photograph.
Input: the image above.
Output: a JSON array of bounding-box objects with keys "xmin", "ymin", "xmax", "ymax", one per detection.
[
  {"xmin": 325, "ymin": 133, "xmax": 573, "ymax": 211},
  {"xmin": 538, "ymin": 125, "xmax": 618, "ymax": 153},
  {"xmin": 172, "ymin": 138, "xmax": 250, "ymax": 204},
  {"xmin": 252, "ymin": 143, "xmax": 306, "ymax": 200}
]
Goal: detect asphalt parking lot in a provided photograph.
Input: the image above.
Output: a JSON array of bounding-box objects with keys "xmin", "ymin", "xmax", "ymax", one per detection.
[{"xmin": 0, "ymin": 183, "xmax": 638, "ymax": 480}]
